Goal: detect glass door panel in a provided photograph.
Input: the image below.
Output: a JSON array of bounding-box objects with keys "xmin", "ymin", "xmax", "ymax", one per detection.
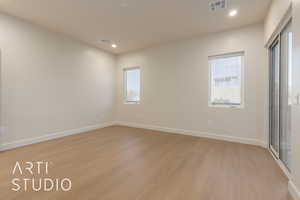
[
  {"xmin": 270, "ymin": 40, "xmax": 280, "ymax": 157},
  {"xmin": 279, "ymin": 22, "xmax": 292, "ymax": 170}
]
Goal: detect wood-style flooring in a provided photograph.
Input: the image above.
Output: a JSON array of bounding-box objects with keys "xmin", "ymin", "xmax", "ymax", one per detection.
[{"xmin": 0, "ymin": 126, "xmax": 292, "ymax": 200}]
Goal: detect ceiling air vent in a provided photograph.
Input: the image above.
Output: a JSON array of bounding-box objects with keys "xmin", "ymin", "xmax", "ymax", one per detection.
[
  {"xmin": 100, "ymin": 40, "xmax": 111, "ymax": 44},
  {"xmin": 209, "ymin": 0, "xmax": 226, "ymax": 11}
]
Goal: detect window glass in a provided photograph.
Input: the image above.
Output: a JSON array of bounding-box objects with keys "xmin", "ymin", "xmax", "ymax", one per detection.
[
  {"xmin": 209, "ymin": 53, "xmax": 244, "ymax": 106},
  {"xmin": 124, "ymin": 68, "xmax": 140, "ymax": 103}
]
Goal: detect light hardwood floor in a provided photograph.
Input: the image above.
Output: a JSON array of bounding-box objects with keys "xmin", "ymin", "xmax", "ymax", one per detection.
[{"xmin": 0, "ymin": 126, "xmax": 292, "ymax": 200}]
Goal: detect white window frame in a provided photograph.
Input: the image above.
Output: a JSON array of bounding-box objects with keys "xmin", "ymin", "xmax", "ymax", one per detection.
[
  {"xmin": 208, "ymin": 52, "xmax": 245, "ymax": 108},
  {"xmin": 123, "ymin": 67, "xmax": 140, "ymax": 104}
]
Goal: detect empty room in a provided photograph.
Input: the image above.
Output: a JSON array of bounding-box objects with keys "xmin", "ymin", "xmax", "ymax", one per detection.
[{"xmin": 0, "ymin": 0, "xmax": 300, "ymax": 199}]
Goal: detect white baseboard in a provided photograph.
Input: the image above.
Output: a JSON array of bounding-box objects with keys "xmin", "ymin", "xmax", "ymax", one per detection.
[
  {"xmin": 289, "ymin": 181, "xmax": 300, "ymax": 200},
  {"xmin": 0, "ymin": 120, "xmax": 267, "ymax": 151},
  {"xmin": 0, "ymin": 121, "xmax": 114, "ymax": 151},
  {"xmin": 113, "ymin": 121, "xmax": 267, "ymax": 148}
]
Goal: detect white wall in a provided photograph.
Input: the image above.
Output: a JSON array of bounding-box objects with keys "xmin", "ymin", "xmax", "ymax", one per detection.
[
  {"xmin": 291, "ymin": 0, "xmax": 300, "ymax": 197},
  {"xmin": 264, "ymin": 0, "xmax": 292, "ymax": 44},
  {"xmin": 0, "ymin": 13, "xmax": 116, "ymax": 147},
  {"xmin": 115, "ymin": 24, "xmax": 268, "ymax": 146}
]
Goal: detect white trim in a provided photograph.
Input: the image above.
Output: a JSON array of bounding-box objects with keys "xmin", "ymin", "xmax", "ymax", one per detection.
[
  {"xmin": 289, "ymin": 181, "xmax": 300, "ymax": 200},
  {"xmin": 265, "ymin": 5, "xmax": 292, "ymax": 48},
  {"xmin": 124, "ymin": 101, "xmax": 140, "ymax": 105},
  {"xmin": 0, "ymin": 122, "xmax": 114, "ymax": 151},
  {"xmin": 0, "ymin": 121, "xmax": 267, "ymax": 151},
  {"xmin": 113, "ymin": 121, "xmax": 267, "ymax": 148},
  {"xmin": 208, "ymin": 51, "xmax": 245, "ymax": 59}
]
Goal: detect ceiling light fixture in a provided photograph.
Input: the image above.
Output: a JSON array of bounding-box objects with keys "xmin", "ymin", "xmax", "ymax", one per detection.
[
  {"xmin": 229, "ymin": 9, "xmax": 238, "ymax": 17},
  {"xmin": 111, "ymin": 44, "xmax": 117, "ymax": 48}
]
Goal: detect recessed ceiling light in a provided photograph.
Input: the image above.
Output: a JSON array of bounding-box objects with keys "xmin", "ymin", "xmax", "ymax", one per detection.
[
  {"xmin": 229, "ymin": 10, "xmax": 238, "ymax": 17},
  {"xmin": 112, "ymin": 44, "xmax": 117, "ymax": 48}
]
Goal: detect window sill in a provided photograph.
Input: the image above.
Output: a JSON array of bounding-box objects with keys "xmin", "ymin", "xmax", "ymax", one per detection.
[
  {"xmin": 124, "ymin": 101, "xmax": 140, "ymax": 105},
  {"xmin": 209, "ymin": 104, "xmax": 243, "ymax": 109}
]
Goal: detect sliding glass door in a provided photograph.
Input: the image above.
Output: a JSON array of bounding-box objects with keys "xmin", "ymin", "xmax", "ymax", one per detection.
[
  {"xmin": 269, "ymin": 39, "xmax": 280, "ymax": 157},
  {"xmin": 269, "ymin": 21, "xmax": 292, "ymax": 170},
  {"xmin": 279, "ymin": 22, "xmax": 292, "ymax": 169}
]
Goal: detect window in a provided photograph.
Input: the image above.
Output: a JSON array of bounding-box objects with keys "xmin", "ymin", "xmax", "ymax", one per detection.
[
  {"xmin": 123, "ymin": 67, "xmax": 140, "ymax": 103},
  {"xmin": 209, "ymin": 52, "xmax": 244, "ymax": 107}
]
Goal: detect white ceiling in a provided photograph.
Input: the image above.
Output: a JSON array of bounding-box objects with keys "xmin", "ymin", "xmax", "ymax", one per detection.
[{"xmin": 0, "ymin": 0, "xmax": 271, "ymax": 54}]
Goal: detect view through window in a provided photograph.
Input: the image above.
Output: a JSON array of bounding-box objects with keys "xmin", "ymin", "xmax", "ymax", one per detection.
[
  {"xmin": 209, "ymin": 53, "xmax": 244, "ymax": 106},
  {"xmin": 124, "ymin": 68, "xmax": 140, "ymax": 103}
]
